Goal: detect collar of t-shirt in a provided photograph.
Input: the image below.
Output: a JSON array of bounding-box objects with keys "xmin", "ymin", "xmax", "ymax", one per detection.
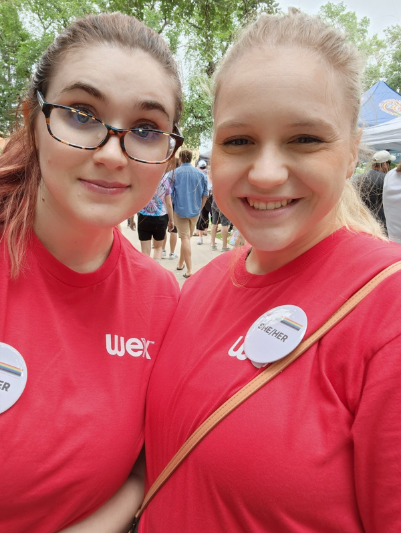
[
  {"xmin": 233, "ymin": 228, "xmax": 351, "ymax": 289},
  {"xmin": 29, "ymin": 228, "xmax": 121, "ymax": 288}
]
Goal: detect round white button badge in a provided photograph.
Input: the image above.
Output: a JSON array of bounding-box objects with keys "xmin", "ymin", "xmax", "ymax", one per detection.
[
  {"xmin": 0, "ymin": 342, "xmax": 28, "ymax": 414},
  {"xmin": 244, "ymin": 305, "xmax": 307, "ymax": 366}
]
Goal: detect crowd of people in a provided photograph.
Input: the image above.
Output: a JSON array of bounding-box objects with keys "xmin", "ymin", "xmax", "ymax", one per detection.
[
  {"xmin": 130, "ymin": 148, "xmax": 233, "ymax": 277},
  {"xmin": 1, "ymin": 8, "xmax": 401, "ymax": 533},
  {"xmin": 358, "ymin": 149, "xmax": 401, "ymax": 244}
]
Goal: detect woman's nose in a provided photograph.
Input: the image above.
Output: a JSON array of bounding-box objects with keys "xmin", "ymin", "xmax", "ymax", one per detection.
[
  {"xmin": 247, "ymin": 145, "xmax": 289, "ymax": 188},
  {"xmin": 92, "ymin": 135, "xmax": 128, "ymax": 170}
]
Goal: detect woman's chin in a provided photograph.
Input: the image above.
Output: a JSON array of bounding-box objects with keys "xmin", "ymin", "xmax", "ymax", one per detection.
[{"xmin": 241, "ymin": 228, "xmax": 296, "ymax": 253}]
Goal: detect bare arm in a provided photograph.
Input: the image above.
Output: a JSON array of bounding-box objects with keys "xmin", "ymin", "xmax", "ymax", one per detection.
[
  {"xmin": 59, "ymin": 450, "xmax": 145, "ymax": 533},
  {"xmin": 201, "ymin": 196, "xmax": 208, "ymax": 210},
  {"xmin": 165, "ymin": 195, "xmax": 174, "ymax": 232},
  {"xmin": 128, "ymin": 216, "xmax": 136, "ymax": 231}
]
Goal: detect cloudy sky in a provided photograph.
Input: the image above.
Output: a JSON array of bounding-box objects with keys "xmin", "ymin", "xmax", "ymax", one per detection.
[{"xmin": 279, "ymin": 0, "xmax": 401, "ymax": 36}]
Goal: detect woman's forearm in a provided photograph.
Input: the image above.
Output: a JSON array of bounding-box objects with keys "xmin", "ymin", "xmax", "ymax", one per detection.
[{"xmin": 60, "ymin": 454, "xmax": 145, "ymax": 533}]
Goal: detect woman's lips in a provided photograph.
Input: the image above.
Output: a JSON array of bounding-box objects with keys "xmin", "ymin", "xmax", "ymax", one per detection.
[
  {"xmin": 241, "ymin": 197, "xmax": 300, "ymax": 217},
  {"xmin": 247, "ymin": 198, "xmax": 295, "ymax": 210},
  {"xmin": 79, "ymin": 179, "xmax": 130, "ymax": 195}
]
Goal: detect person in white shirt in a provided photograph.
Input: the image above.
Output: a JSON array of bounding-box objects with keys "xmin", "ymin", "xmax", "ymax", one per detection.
[{"xmin": 383, "ymin": 158, "xmax": 401, "ymax": 245}]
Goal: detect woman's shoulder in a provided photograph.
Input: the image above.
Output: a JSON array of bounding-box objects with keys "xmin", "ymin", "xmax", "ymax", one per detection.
[
  {"xmin": 338, "ymin": 229, "xmax": 401, "ymax": 261},
  {"xmin": 118, "ymin": 231, "xmax": 179, "ymax": 295}
]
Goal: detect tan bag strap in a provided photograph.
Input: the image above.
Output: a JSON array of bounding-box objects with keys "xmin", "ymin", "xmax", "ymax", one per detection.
[{"xmin": 133, "ymin": 261, "xmax": 401, "ymax": 525}]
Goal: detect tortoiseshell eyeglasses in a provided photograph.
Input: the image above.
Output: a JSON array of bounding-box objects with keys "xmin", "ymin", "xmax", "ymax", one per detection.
[{"xmin": 37, "ymin": 91, "xmax": 184, "ymax": 164}]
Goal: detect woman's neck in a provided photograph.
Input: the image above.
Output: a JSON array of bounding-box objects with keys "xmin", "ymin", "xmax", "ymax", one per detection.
[
  {"xmin": 246, "ymin": 219, "xmax": 342, "ymax": 276},
  {"xmin": 34, "ymin": 195, "xmax": 114, "ymax": 274}
]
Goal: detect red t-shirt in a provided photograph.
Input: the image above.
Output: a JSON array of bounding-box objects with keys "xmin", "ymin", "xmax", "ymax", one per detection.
[
  {"xmin": 142, "ymin": 229, "xmax": 401, "ymax": 533},
  {"xmin": 0, "ymin": 228, "xmax": 179, "ymax": 532}
]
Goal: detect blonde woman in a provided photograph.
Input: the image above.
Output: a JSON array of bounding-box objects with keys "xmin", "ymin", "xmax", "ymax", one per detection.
[{"xmin": 141, "ymin": 10, "xmax": 401, "ymax": 532}]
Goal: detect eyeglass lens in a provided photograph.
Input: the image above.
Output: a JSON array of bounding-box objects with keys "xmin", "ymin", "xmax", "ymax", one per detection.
[{"xmin": 49, "ymin": 107, "xmax": 176, "ymax": 162}]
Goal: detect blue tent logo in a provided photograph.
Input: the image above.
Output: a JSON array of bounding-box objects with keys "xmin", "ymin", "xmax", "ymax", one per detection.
[
  {"xmin": 360, "ymin": 81, "xmax": 401, "ymax": 126},
  {"xmin": 379, "ymin": 99, "xmax": 401, "ymax": 117}
]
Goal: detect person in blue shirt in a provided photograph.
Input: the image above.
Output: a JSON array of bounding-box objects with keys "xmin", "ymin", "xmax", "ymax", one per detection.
[{"xmin": 172, "ymin": 149, "xmax": 208, "ymax": 277}]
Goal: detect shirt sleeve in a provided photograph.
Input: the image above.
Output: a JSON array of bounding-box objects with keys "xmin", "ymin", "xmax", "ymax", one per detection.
[
  {"xmin": 202, "ymin": 174, "xmax": 208, "ymax": 196},
  {"xmin": 165, "ymin": 176, "xmax": 171, "ymax": 197},
  {"xmin": 352, "ymin": 334, "xmax": 401, "ymax": 532}
]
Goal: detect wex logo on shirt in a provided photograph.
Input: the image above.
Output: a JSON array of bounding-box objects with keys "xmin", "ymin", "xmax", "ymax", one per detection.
[
  {"xmin": 228, "ymin": 336, "xmax": 247, "ymax": 361},
  {"xmin": 106, "ymin": 334, "xmax": 154, "ymax": 359}
]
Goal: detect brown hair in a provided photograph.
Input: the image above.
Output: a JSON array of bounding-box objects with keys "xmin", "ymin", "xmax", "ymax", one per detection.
[
  {"xmin": 180, "ymin": 149, "xmax": 192, "ymax": 164},
  {"xmin": 214, "ymin": 9, "xmax": 386, "ymax": 241},
  {"xmin": 0, "ymin": 12, "xmax": 183, "ymax": 277},
  {"xmin": 372, "ymin": 162, "xmax": 390, "ymax": 172},
  {"xmin": 396, "ymin": 162, "xmax": 401, "ymax": 172}
]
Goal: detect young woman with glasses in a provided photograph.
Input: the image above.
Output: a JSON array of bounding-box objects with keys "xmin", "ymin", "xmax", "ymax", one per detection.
[
  {"xmin": 0, "ymin": 13, "xmax": 183, "ymax": 533},
  {"xmin": 140, "ymin": 10, "xmax": 401, "ymax": 532}
]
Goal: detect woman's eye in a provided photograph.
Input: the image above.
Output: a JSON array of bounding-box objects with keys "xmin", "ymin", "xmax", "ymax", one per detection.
[
  {"xmin": 134, "ymin": 128, "xmax": 154, "ymax": 139},
  {"xmin": 72, "ymin": 105, "xmax": 95, "ymax": 116},
  {"xmin": 295, "ymin": 136, "xmax": 322, "ymax": 144},
  {"xmin": 223, "ymin": 138, "xmax": 250, "ymax": 146},
  {"xmin": 133, "ymin": 123, "xmax": 158, "ymax": 131},
  {"xmin": 74, "ymin": 111, "xmax": 91, "ymax": 124}
]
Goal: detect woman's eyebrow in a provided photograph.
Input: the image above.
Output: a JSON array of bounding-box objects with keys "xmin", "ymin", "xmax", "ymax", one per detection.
[
  {"xmin": 138, "ymin": 100, "xmax": 170, "ymax": 121},
  {"xmin": 216, "ymin": 120, "xmax": 250, "ymax": 130},
  {"xmin": 59, "ymin": 84, "xmax": 170, "ymax": 120},
  {"xmin": 289, "ymin": 119, "xmax": 338, "ymax": 134},
  {"xmin": 60, "ymin": 82, "xmax": 105, "ymax": 100}
]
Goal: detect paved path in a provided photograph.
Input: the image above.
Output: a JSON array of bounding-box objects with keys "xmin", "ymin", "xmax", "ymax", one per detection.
[{"xmin": 121, "ymin": 224, "xmax": 230, "ymax": 287}]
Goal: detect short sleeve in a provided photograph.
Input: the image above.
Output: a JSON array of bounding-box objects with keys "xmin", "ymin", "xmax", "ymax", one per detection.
[
  {"xmin": 202, "ymin": 175, "xmax": 208, "ymax": 196},
  {"xmin": 166, "ymin": 178, "xmax": 171, "ymax": 197},
  {"xmin": 352, "ymin": 334, "xmax": 401, "ymax": 532}
]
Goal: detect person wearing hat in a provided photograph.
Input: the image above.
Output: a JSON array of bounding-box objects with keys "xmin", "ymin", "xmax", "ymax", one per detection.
[
  {"xmin": 383, "ymin": 157, "xmax": 401, "ymax": 245},
  {"xmin": 359, "ymin": 150, "xmax": 395, "ymax": 230}
]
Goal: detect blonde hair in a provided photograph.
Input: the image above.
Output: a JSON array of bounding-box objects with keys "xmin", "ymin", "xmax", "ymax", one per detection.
[{"xmin": 214, "ymin": 9, "xmax": 386, "ymax": 241}]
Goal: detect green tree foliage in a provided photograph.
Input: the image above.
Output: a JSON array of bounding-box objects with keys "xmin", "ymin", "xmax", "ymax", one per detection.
[
  {"xmin": 0, "ymin": 0, "xmax": 98, "ymax": 134},
  {"xmin": 0, "ymin": 0, "xmax": 31, "ymax": 133},
  {"xmin": 179, "ymin": 0, "xmax": 279, "ymax": 148},
  {"xmin": 1, "ymin": 0, "xmax": 400, "ymax": 143},
  {"xmin": 181, "ymin": 75, "xmax": 213, "ymax": 149},
  {"xmin": 384, "ymin": 25, "xmax": 401, "ymax": 93},
  {"xmin": 0, "ymin": 0, "xmax": 279, "ymax": 144}
]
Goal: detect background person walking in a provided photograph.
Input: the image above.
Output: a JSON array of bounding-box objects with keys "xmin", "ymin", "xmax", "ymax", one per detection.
[
  {"xmin": 210, "ymin": 198, "xmax": 231, "ymax": 252},
  {"xmin": 162, "ymin": 157, "xmax": 179, "ymax": 259},
  {"xmin": 358, "ymin": 150, "xmax": 395, "ymax": 231},
  {"xmin": 134, "ymin": 173, "xmax": 174, "ymax": 261},
  {"xmin": 172, "ymin": 149, "xmax": 208, "ymax": 277},
  {"xmin": 384, "ymin": 159, "xmax": 401, "ymax": 245},
  {"xmin": 196, "ymin": 159, "xmax": 213, "ymax": 244}
]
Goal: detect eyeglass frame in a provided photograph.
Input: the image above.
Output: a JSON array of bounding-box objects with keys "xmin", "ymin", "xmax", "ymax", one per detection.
[{"xmin": 36, "ymin": 91, "xmax": 184, "ymax": 165}]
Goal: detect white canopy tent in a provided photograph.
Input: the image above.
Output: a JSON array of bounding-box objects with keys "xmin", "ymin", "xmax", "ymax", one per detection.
[{"xmin": 361, "ymin": 116, "xmax": 401, "ymax": 152}]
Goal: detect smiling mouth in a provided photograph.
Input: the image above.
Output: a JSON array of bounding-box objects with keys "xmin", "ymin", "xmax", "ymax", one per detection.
[{"xmin": 246, "ymin": 198, "xmax": 296, "ymax": 210}]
